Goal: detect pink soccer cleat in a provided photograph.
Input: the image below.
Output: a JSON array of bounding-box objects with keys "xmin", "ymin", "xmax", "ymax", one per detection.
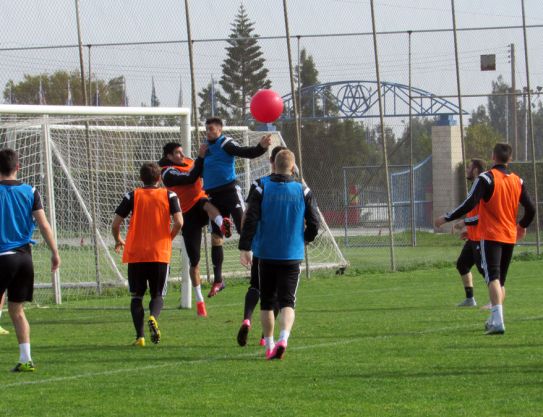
[
  {"xmin": 207, "ymin": 281, "xmax": 225, "ymax": 298},
  {"xmin": 267, "ymin": 340, "xmax": 287, "ymax": 360},
  {"xmin": 220, "ymin": 217, "xmax": 232, "ymax": 238},
  {"xmin": 196, "ymin": 301, "xmax": 207, "ymax": 317}
]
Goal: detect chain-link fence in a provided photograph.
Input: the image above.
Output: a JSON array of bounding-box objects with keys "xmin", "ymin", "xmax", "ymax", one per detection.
[{"xmin": 1, "ymin": 0, "xmax": 543, "ymax": 274}]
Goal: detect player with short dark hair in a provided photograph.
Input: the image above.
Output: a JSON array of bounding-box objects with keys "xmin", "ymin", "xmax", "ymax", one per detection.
[
  {"xmin": 435, "ymin": 143, "xmax": 535, "ymax": 334},
  {"xmin": 237, "ymin": 145, "xmax": 286, "ymax": 347},
  {"xmin": 454, "ymin": 158, "xmax": 486, "ymax": 307},
  {"xmin": 158, "ymin": 142, "xmax": 231, "ymax": 317},
  {"xmin": 0, "ymin": 148, "xmax": 61, "ymax": 372},
  {"xmin": 112, "ymin": 162, "xmax": 183, "ymax": 346},
  {"xmin": 239, "ymin": 150, "xmax": 320, "ymax": 359},
  {"xmin": 202, "ymin": 117, "xmax": 272, "ymax": 297}
]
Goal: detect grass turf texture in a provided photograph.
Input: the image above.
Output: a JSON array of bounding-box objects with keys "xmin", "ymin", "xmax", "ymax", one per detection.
[{"xmin": 1, "ymin": 258, "xmax": 542, "ymax": 416}]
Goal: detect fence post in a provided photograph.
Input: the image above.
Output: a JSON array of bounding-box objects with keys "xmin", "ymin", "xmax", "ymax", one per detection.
[{"xmin": 42, "ymin": 116, "xmax": 62, "ymax": 304}]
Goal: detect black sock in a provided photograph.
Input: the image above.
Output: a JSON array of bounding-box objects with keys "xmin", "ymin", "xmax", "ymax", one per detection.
[
  {"xmin": 465, "ymin": 287, "xmax": 474, "ymax": 299},
  {"xmin": 243, "ymin": 287, "xmax": 260, "ymax": 321},
  {"xmin": 212, "ymin": 246, "xmax": 224, "ymax": 284},
  {"xmin": 149, "ymin": 296, "xmax": 164, "ymax": 318},
  {"xmin": 130, "ymin": 298, "xmax": 145, "ymax": 338}
]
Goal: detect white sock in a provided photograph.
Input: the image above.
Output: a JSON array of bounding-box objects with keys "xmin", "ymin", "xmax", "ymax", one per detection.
[
  {"xmin": 0, "ymin": 309, "xmax": 2, "ymax": 320},
  {"xmin": 491, "ymin": 304, "xmax": 504, "ymax": 326},
  {"xmin": 19, "ymin": 343, "xmax": 31, "ymax": 363},
  {"xmin": 279, "ymin": 330, "xmax": 290, "ymax": 344},
  {"xmin": 265, "ymin": 336, "xmax": 275, "ymax": 350},
  {"xmin": 193, "ymin": 285, "xmax": 204, "ymax": 303},
  {"xmin": 213, "ymin": 215, "xmax": 223, "ymax": 228}
]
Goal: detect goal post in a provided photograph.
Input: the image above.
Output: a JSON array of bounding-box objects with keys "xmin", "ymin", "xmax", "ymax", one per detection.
[{"xmin": 0, "ymin": 104, "xmax": 347, "ymax": 307}]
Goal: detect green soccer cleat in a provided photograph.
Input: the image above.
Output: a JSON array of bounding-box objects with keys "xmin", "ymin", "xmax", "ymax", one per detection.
[
  {"xmin": 11, "ymin": 361, "xmax": 35, "ymax": 372},
  {"xmin": 148, "ymin": 316, "xmax": 161, "ymax": 344}
]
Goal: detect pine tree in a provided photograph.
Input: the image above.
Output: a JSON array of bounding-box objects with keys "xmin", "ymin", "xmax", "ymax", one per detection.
[{"xmin": 220, "ymin": 4, "xmax": 271, "ymax": 124}]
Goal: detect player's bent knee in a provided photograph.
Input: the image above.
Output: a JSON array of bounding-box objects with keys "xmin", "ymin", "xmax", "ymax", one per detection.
[{"xmin": 211, "ymin": 234, "xmax": 223, "ymax": 246}]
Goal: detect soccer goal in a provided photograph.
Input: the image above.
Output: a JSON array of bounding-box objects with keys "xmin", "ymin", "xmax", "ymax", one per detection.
[{"xmin": 0, "ymin": 104, "xmax": 347, "ymax": 307}]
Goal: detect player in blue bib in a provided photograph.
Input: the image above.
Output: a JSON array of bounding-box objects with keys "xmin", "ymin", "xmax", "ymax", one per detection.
[
  {"xmin": 239, "ymin": 150, "xmax": 320, "ymax": 360},
  {"xmin": 0, "ymin": 149, "xmax": 60, "ymax": 372},
  {"xmin": 202, "ymin": 117, "xmax": 272, "ymax": 297},
  {"xmin": 237, "ymin": 146, "xmax": 286, "ymax": 347}
]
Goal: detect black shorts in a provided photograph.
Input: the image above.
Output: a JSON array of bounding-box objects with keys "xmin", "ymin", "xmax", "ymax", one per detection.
[
  {"xmin": 456, "ymin": 240, "xmax": 483, "ymax": 276},
  {"xmin": 128, "ymin": 262, "xmax": 169, "ymax": 298},
  {"xmin": 181, "ymin": 199, "xmax": 209, "ymax": 267},
  {"xmin": 258, "ymin": 260, "xmax": 301, "ymax": 310},
  {"xmin": 0, "ymin": 245, "xmax": 34, "ymax": 303},
  {"xmin": 480, "ymin": 240, "xmax": 515, "ymax": 286},
  {"xmin": 207, "ymin": 185, "xmax": 245, "ymax": 235}
]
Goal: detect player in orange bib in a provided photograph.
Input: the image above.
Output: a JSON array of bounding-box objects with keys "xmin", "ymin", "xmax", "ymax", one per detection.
[
  {"xmin": 112, "ymin": 162, "xmax": 183, "ymax": 346},
  {"xmin": 452, "ymin": 158, "xmax": 487, "ymax": 308},
  {"xmin": 436, "ymin": 143, "xmax": 535, "ymax": 334},
  {"xmin": 159, "ymin": 142, "xmax": 232, "ymax": 317}
]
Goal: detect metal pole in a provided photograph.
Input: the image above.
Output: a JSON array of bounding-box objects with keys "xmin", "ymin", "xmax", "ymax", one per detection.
[
  {"xmin": 510, "ymin": 43, "xmax": 518, "ymax": 159},
  {"xmin": 343, "ymin": 168, "xmax": 349, "ymax": 247},
  {"xmin": 297, "ymin": 35, "xmax": 302, "ymax": 145},
  {"xmin": 282, "ymin": 0, "xmax": 303, "ymax": 179},
  {"xmin": 75, "ymin": 0, "xmax": 101, "ymax": 293},
  {"xmin": 408, "ymin": 30, "xmax": 416, "ymax": 247},
  {"xmin": 451, "ymin": 0, "xmax": 468, "ymax": 198},
  {"xmin": 182, "ymin": 0, "xmax": 203, "ymax": 308},
  {"xmin": 87, "ymin": 45, "xmax": 91, "ymax": 105},
  {"xmin": 370, "ymin": 0, "xmax": 395, "ymax": 271},
  {"xmin": 75, "ymin": 0, "xmax": 87, "ymax": 106},
  {"xmin": 42, "ymin": 116, "xmax": 61, "ymax": 304},
  {"xmin": 521, "ymin": 0, "xmax": 540, "ymax": 254},
  {"xmin": 282, "ymin": 0, "xmax": 310, "ymax": 278}
]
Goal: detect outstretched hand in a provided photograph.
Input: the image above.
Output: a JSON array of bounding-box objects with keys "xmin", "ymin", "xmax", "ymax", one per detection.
[
  {"xmin": 434, "ymin": 215, "xmax": 447, "ymax": 228},
  {"xmin": 259, "ymin": 134, "xmax": 272, "ymax": 149}
]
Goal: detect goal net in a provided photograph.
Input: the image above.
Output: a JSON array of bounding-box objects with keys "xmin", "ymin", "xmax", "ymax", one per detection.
[{"xmin": 0, "ymin": 104, "xmax": 347, "ymax": 307}]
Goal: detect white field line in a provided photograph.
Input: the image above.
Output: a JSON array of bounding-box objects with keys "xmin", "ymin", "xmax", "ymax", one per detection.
[{"xmin": 4, "ymin": 316, "xmax": 543, "ymax": 389}]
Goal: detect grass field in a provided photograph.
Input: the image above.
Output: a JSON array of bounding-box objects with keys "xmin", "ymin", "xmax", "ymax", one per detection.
[{"xmin": 1, "ymin": 256, "xmax": 542, "ymax": 416}]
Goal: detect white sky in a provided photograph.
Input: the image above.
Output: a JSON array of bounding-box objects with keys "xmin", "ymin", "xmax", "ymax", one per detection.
[{"xmin": 1, "ymin": 0, "xmax": 542, "ymax": 121}]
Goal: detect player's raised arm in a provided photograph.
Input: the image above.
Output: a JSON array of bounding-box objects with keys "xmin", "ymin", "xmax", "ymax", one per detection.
[{"xmin": 222, "ymin": 134, "xmax": 271, "ymax": 159}]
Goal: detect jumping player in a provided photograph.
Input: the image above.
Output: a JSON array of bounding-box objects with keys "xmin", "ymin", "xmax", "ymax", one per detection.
[
  {"xmin": 239, "ymin": 150, "xmax": 320, "ymax": 359},
  {"xmin": 202, "ymin": 117, "xmax": 272, "ymax": 297},
  {"xmin": 435, "ymin": 143, "xmax": 535, "ymax": 334},
  {"xmin": 112, "ymin": 162, "xmax": 183, "ymax": 346},
  {"xmin": 0, "ymin": 148, "xmax": 61, "ymax": 372},
  {"xmin": 237, "ymin": 145, "xmax": 286, "ymax": 347},
  {"xmin": 159, "ymin": 142, "xmax": 232, "ymax": 317}
]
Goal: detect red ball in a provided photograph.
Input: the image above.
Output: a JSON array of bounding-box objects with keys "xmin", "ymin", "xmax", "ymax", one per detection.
[{"xmin": 250, "ymin": 89, "xmax": 284, "ymax": 123}]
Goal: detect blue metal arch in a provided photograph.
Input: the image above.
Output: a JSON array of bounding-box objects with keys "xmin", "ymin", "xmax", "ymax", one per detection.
[{"xmin": 279, "ymin": 80, "xmax": 467, "ymax": 121}]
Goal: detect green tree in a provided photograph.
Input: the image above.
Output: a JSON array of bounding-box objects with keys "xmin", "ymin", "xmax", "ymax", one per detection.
[
  {"xmin": 392, "ymin": 117, "xmax": 434, "ymax": 165},
  {"xmin": 487, "ymin": 75, "xmax": 509, "ymax": 138},
  {"xmin": 465, "ymin": 123, "xmax": 502, "ymax": 160},
  {"xmin": 219, "ymin": 4, "xmax": 271, "ymax": 124},
  {"xmin": 3, "ymin": 70, "xmax": 126, "ymax": 106}
]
